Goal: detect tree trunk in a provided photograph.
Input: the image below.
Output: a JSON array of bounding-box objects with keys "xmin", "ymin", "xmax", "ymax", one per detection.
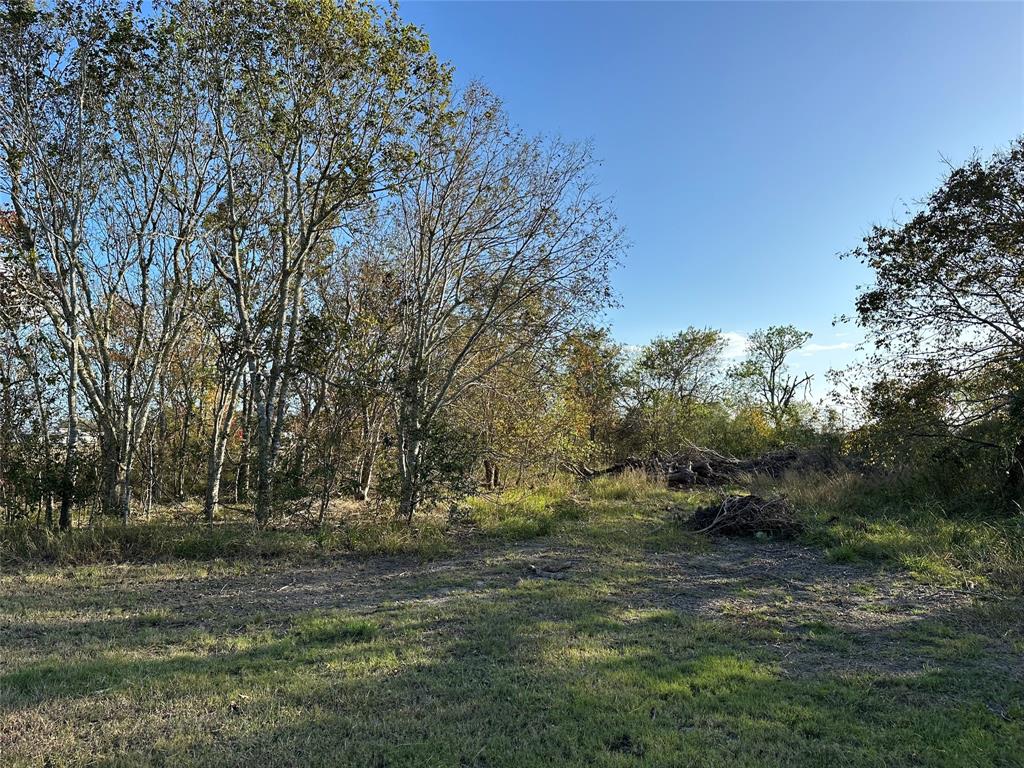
[
  {"xmin": 396, "ymin": 383, "xmax": 424, "ymax": 520},
  {"xmin": 355, "ymin": 415, "xmax": 383, "ymax": 501},
  {"xmin": 292, "ymin": 439, "xmax": 306, "ymax": 484},
  {"xmin": 204, "ymin": 438, "xmax": 227, "ymax": 524},
  {"xmin": 176, "ymin": 400, "xmax": 191, "ymax": 499},
  {"xmin": 204, "ymin": 373, "xmax": 240, "ymax": 523},
  {"xmin": 120, "ymin": 453, "xmax": 133, "ymax": 524},
  {"xmin": 59, "ymin": 288, "xmax": 79, "ymax": 531},
  {"xmin": 483, "ymin": 459, "xmax": 500, "ymax": 489},
  {"xmin": 356, "ymin": 449, "xmax": 376, "ymax": 501},
  {"xmin": 253, "ymin": 405, "xmax": 274, "ymax": 525},
  {"xmin": 397, "ymin": 436, "xmax": 422, "ymax": 521},
  {"xmin": 1006, "ymin": 432, "xmax": 1024, "ymax": 512},
  {"xmin": 236, "ymin": 377, "xmax": 251, "ymax": 503},
  {"xmin": 99, "ymin": 424, "xmax": 134, "ymax": 524}
]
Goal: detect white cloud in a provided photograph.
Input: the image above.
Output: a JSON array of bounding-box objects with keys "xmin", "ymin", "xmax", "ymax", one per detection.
[
  {"xmin": 799, "ymin": 341, "xmax": 854, "ymax": 356},
  {"xmin": 721, "ymin": 331, "xmax": 748, "ymax": 358}
]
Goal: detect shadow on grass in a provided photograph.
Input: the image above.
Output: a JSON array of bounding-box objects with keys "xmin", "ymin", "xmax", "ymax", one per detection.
[{"xmin": 3, "ymin": 559, "xmax": 1022, "ymax": 767}]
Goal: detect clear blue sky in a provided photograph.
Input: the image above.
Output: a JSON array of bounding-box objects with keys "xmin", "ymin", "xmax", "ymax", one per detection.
[{"xmin": 401, "ymin": 0, "xmax": 1024, "ymax": 388}]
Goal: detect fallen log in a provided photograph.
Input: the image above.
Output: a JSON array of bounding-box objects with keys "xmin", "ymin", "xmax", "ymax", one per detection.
[{"xmin": 589, "ymin": 445, "xmax": 847, "ymax": 488}]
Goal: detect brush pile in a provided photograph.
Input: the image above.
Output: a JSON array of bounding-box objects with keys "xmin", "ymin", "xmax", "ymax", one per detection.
[
  {"xmin": 682, "ymin": 494, "xmax": 802, "ymax": 538},
  {"xmin": 586, "ymin": 446, "xmax": 842, "ymax": 488}
]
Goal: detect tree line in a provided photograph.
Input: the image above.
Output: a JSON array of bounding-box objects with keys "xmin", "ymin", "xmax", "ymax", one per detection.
[
  {"xmin": 2, "ymin": 1, "xmax": 1022, "ymax": 531},
  {"xmin": 0, "ymin": 0, "xmax": 625, "ymax": 526}
]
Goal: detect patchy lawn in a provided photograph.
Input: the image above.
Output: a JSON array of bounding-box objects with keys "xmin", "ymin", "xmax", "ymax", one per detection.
[{"xmin": 2, "ymin": 486, "xmax": 1022, "ymax": 767}]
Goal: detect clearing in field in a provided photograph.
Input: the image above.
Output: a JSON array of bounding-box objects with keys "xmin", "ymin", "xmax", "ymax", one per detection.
[{"xmin": 2, "ymin": 477, "xmax": 1021, "ymax": 767}]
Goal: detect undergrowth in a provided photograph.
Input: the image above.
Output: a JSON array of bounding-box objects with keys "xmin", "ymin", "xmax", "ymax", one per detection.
[
  {"xmin": 465, "ymin": 480, "xmax": 585, "ymax": 539},
  {"xmin": 0, "ymin": 515, "xmax": 451, "ymax": 567},
  {"xmin": 5, "ymin": 466, "xmax": 1023, "ymax": 593},
  {"xmin": 752, "ymin": 470, "xmax": 1024, "ymax": 589}
]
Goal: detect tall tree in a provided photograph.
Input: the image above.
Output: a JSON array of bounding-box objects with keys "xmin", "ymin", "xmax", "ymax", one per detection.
[
  {"xmin": 386, "ymin": 85, "xmax": 623, "ymax": 519},
  {"xmin": 0, "ymin": 0, "xmax": 214, "ymax": 522},
  {"xmin": 845, "ymin": 137, "xmax": 1024, "ymax": 504},
  {"xmin": 183, "ymin": 0, "xmax": 449, "ymax": 524}
]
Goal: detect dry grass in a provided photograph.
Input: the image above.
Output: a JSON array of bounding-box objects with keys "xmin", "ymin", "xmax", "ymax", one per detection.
[{"xmin": 0, "ymin": 500, "xmax": 453, "ymax": 566}]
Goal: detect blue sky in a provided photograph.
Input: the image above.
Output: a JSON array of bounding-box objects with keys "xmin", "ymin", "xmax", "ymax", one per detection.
[{"xmin": 401, "ymin": 0, "xmax": 1024, "ymax": 392}]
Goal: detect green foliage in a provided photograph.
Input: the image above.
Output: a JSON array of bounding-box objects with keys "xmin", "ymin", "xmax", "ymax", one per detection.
[
  {"xmin": 381, "ymin": 419, "xmax": 483, "ymax": 511},
  {"xmin": 729, "ymin": 325, "xmax": 813, "ymax": 434},
  {"xmin": 555, "ymin": 327, "xmax": 626, "ymax": 465},
  {"xmin": 842, "ymin": 371, "xmax": 1017, "ymax": 505},
  {"xmin": 845, "ymin": 136, "xmax": 1024, "ymax": 503},
  {"xmin": 634, "ymin": 327, "xmax": 726, "ymax": 403}
]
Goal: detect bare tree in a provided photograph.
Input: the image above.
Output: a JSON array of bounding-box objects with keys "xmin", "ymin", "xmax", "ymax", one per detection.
[{"xmin": 385, "ymin": 85, "xmax": 623, "ymax": 519}]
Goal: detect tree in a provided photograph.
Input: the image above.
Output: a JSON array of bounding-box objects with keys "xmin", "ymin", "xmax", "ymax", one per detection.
[
  {"xmin": 557, "ymin": 327, "xmax": 625, "ymax": 465},
  {"xmin": 182, "ymin": 0, "xmax": 449, "ymax": 524},
  {"xmin": 620, "ymin": 327, "xmax": 727, "ymax": 452},
  {"xmin": 386, "ymin": 84, "xmax": 623, "ymax": 519},
  {"xmin": 730, "ymin": 325, "xmax": 812, "ymax": 434},
  {"xmin": 1, "ymin": 0, "xmax": 216, "ymax": 523},
  {"xmin": 636, "ymin": 327, "xmax": 726, "ymax": 403},
  {"xmin": 0, "ymin": 1, "xmax": 636, "ymax": 529},
  {"xmin": 845, "ymin": 137, "xmax": 1024, "ymax": 504}
]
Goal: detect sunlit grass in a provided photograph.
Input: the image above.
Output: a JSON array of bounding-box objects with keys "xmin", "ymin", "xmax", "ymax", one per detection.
[
  {"xmin": 464, "ymin": 483, "xmax": 586, "ymax": 539},
  {"xmin": 3, "ymin": 559, "xmax": 1021, "ymax": 766},
  {"xmin": 588, "ymin": 467, "xmax": 661, "ymax": 501},
  {"xmin": 752, "ymin": 470, "xmax": 1024, "ymax": 589},
  {"xmin": 2, "ymin": 473, "xmax": 1023, "ymax": 766}
]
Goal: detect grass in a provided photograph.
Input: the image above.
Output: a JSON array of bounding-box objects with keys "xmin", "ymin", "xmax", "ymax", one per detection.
[
  {"xmin": 1, "ymin": 473, "xmax": 1022, "ymax": 766},
  {"xmin": 290, "ymin": 613, "xmax": 378, "ymax": 644},
  {"xmin": 465, "ymin": 481, "xmax": 586, "ymax": 539},
  {"xmin": 0, "ymin": 504, "xmax": 453, "ymax": 566},
  {"xmin": 751, "ymin": 470, "xmax": 1024, "ymax": 589},
  {"xmin": 588, "ymin": 468, "xmax": 663, "ymax": 501}
]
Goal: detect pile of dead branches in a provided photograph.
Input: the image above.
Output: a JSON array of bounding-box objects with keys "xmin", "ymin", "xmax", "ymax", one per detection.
[
  {"xmin": 682, "ymin": 494, "xmax": 803, "ymax": 538},
  {"xmin": 583, "ymin": 445, "xmax": 844, "ymax": 488}
]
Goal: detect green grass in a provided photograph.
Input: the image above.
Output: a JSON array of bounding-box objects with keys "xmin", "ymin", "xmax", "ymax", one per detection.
[
  {"xmin": 751, "ymin": 470, "xmax": 1024, "ymax": 589},
  {"xmin": 465, "ymin": 482, "xmax": 586, "ymax": 539},
  {"xmin": 290, "ymin": 613, "xmax": 378, "ymax": 644},
  {"xmin": 1, "ymin": 476, "xmax": 1022, "ymax": 766},
  {"xmin": 588, "ymin": 468, "xmax": 663, "ymax": 501}
]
